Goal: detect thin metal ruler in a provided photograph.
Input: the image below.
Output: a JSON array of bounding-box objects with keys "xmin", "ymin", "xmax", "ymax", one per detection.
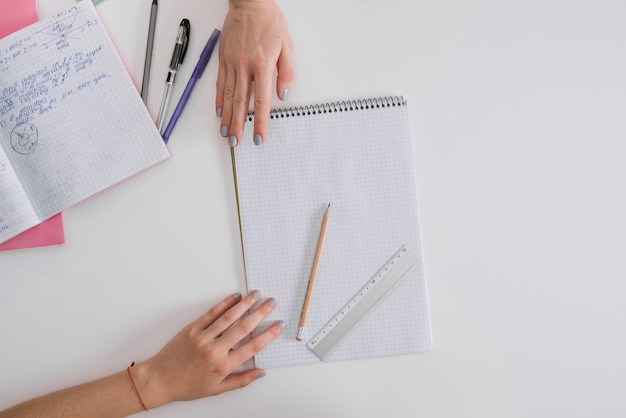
[{"xmin": 307, "ymin": 245, "xmax": 419, "ymax": 361}]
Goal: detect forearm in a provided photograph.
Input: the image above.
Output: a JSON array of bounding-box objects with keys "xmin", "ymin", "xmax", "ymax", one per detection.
[{"xmin": 0, "ymin": 369, "xmax": 144, "ymax": 418}]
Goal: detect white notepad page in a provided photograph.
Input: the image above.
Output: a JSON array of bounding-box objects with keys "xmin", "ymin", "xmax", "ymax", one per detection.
[
  {"xmin": 0, "ymin": 1, "xmax": 169, "ymax": 244},
  {"xmin": 233, "ymin": 97, "xmax": 432, "ymax": 368}
]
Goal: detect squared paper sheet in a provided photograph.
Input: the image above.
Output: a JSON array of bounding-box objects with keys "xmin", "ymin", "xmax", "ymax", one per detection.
[
  {"xmin": 0, "ymin": 1, "xmax": 169, "ymax": 244},
  {"xmin": 0, "ymin": 0, "xmax": 66, "ymax": 252},
  {"xmin": 233, "ymin": 98, "xmax": 432, "ymax": 368}
]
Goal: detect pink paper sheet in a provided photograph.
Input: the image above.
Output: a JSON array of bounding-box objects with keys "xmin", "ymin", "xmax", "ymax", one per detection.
[
  {"xmin": 0, "ymin": 0, "xmax": 66, "ymax": 251},
  {"xmin": 0, "ymin": 215, "xmax": 65, "ymax": 251},
  {"xmin": 0, "ymin": 0, "xmax": 38, "ymax": 35}
]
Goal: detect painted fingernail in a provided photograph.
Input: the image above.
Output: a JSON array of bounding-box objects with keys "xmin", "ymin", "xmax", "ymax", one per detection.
[
  {"xmin": 281, "ymin": 89, "xmax": 289, "ymax": 101},
  {"xmin": 256, "ymin": 373, "xmax": 266, "ymax": 380},
  {"xmin": 229, "ymin": 135, "xmax": 237, "ymax": 147},
  {"xmin": 251, "ymin": 290, "xmax": 260, "ymax": 299},
  {"xmin": 233, "ymin": 292, "xmax": 242, "ymax": 299},
  {"xmin": 216, "ymin": 107, "xmax": 222, "ymax": 117},
  {"xmin": 278, "ymin": 321, "xmax": 286, "ymax": 329},
  {"xmin": 254, "ymin": 134, "xmax": 263, "ymax": 146},
  {"xmin": 221, "ymin": 125, "xmax": 228, "ymax": 137},
  {"xmin": 268, "ymin": 298, "xmax": 277, "ymax": 307}
]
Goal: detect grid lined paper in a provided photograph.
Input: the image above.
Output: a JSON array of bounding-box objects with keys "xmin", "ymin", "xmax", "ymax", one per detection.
[
  {"xmin": 0, "ymin": 1, "xmax": 169, "ymax": 244},
  {"xmin": 233, "ymin": 97, "xmax": 432, "ymax": 368}
]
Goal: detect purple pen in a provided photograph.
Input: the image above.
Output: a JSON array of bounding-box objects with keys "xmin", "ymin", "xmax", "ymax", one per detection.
[{"xmin": 162, "ymin": 29, "xmax": 221, "ymax": 143}]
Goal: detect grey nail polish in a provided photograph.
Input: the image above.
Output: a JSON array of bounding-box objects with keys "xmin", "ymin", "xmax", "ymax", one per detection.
[
  {"xmin": 281, "ymin": 89, "xmax": 289, "ymax": 101},
  {"xmin": 256, "ymin": 373, "xmax": 266, "ymax": 380},
  {"xmin": 254, "ymin": 134, "xmax": 263, "ymax": 146},
  {"xmin": 278, "ymin": 321, "xmax": 286, "ymax": 329},
  {"xmin": 216, "ymin": 107, "xmax": 222, "ymax": 117},
  {"xmin": 268, "ymin": 298, "xmax": 277, "ymax": 307},
  {"xmin": 252, "ymin": 290, "xmax": 260, "ymax": 299},
  {"xmin": 221, "ymin": 125, "xmax": 228, "ymax": 137},
  {"xmin": 229, "ymin": 135, "xmax": 237, "ymax": 147},
  {"xmin": 233, "ymin": 292, "xmax": 242, "ymax": 299}
]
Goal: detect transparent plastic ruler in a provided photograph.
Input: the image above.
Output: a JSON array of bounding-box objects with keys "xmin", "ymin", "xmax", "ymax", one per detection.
[{"xmin": 307, "ymin": 245, "xmax": 419, "ymax": 361}]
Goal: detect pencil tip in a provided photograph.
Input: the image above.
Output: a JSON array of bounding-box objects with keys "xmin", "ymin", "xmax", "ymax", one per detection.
[{"xmin": 328, "ymin": 203, "xmax": 331, "ymax": 207}]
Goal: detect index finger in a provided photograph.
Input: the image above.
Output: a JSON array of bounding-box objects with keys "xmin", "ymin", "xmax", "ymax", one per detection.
[
  {"xmin": 231, "ymin": 320, "xmax": 286, "ymax": 365},
  {"xmin": 251, "ymin": 67, "xmax": 274, "ymax": 145}
]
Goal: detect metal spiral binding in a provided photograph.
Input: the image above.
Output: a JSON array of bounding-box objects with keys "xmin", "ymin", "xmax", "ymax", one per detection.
[{"xmin": 246, "ymin": 96, "xmax": 406, "ymax": 122}]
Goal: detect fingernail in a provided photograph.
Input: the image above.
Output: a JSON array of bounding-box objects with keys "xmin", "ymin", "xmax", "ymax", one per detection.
[
  {"xmin": 251, "ymin": 290, "xmax": 260, "ymax": 299},
  {"xmin": 216, "ymin": 107, "xmax": 222, "ymax": 117},
  {"xmin": 233, "ymin": 292, "xmax": 242, "ymax": 299},
  {"xmin": 268, "ymin": 298, "xmax": 277, "ymax": 307},
  {"xmin": 278, "ymin": 321, "xmax": 286, "ymax": 329},
  {"xmin": 229, "ymin": 135, "xmax": 237, "ymax": 147},
  {"xmin": 256, "ymin": 373, "xmax": 266, "ymax": 380},
  {"xmin": 254, "ymin": 134, "xmax": 263, "ymax": 146},
  {"xmin": 221, "ymin": 125, "xmax": 228, "ymax": 137},
  {"xmin": 281, "ymin": 89, "xmax": 289, "ymax": 101}
]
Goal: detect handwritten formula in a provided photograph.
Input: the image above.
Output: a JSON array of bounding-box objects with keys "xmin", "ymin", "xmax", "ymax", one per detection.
[{"xmin": 0, "ymin": 5, "xmax": 110, "ymax": 131}]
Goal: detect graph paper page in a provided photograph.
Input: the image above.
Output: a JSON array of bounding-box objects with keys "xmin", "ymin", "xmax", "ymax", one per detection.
[
  {"xmin": 0, "ymin": 1, "xmax": 169, "ymax": 244},
  {"xmin": 233, "ymin": 98, "xmax": 432, "ymax": 368}
]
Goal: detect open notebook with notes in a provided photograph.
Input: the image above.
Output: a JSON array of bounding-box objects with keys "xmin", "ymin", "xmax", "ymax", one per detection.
[
  {"xmin": 0, "ymin": 1, "xmax": 169, "ymax": 245},
  {"xmin": 0, "ymin": 0, "xmax": 66, "ymax": 252}
]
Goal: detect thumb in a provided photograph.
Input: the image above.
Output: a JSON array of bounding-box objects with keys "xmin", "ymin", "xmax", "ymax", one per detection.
[{"xmin": 217, "ymin": 369, "xmax": 267, "ymax": 394}]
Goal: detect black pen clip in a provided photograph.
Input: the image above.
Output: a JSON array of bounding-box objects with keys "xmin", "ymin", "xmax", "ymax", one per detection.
[
  {"xmin": 170, "ymin": 19, "xmax": 191, "ymax": 70},
  {"xmin": 179, "ymin": 19, "xmax": 190, "ymax": 65}
]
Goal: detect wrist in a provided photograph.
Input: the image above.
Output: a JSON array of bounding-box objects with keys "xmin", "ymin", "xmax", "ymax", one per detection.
[
  {"xmin": 229, "ymin": 0, "xmax": 278, "ymax": 13},
  {"xmin": 129, "ymin": 360, "xmax": 169, "ymax": 410}
]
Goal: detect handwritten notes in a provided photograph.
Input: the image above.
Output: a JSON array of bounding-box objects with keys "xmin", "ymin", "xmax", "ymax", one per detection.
[
  {"xmin": 1, "ymin": 8, "xmax": 104, "ymax": 129},
  {"xmin": 0, "ymin": 1, "xmax": 169, "ymax": 244}
]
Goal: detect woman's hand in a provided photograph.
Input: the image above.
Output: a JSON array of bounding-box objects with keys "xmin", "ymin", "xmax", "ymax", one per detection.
[
  {"xmin": 132, "ymin": 291, "xmax": 284, "ymax": 408},
  {"xmin": 216, "ymin": 0, "xmax": 295, "ymax": 147}
]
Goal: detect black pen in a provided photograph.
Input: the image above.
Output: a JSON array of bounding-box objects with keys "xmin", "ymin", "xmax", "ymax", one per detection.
[{"xmin": 157, "ymin": 18, "xmax": 190, "ymax": 133}]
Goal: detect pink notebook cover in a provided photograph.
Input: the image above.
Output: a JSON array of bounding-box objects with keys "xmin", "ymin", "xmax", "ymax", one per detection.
[{"xmin": 0, "ymin": 0, "xmax": 66, "ymax": 252}]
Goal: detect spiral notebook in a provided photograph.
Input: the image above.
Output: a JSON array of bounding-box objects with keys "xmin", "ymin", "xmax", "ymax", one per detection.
[{"xmin": 232, "ymin": 96, "xmax": 432, "ymax": 368}]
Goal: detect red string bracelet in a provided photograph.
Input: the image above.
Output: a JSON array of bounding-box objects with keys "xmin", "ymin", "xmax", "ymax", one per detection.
[{"xmin": 127, "ymin": 362, "xmax": 148, "ymax": 412}]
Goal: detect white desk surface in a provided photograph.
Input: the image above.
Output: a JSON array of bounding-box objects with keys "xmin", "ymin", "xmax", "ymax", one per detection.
[{"xmin": 2, "ymin": 1, "xmax": 626, "ymax": 416}]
